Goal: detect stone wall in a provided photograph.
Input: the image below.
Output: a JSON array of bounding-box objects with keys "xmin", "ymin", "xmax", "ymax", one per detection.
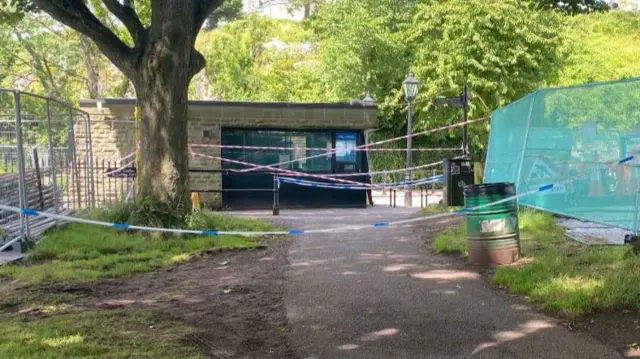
[{"xmin": 78, "ymin": 99, "xmax": 377, "ymax": 208}]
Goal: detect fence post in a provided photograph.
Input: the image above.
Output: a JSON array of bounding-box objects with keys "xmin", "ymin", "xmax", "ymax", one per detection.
[
  {"xmin": 393, "ymin": 189, "xmax": 397, "ymax": 208},
  {"xmin": 634, "ymin": 187, "xmax": 640, "ymax": 236},
  {"xmin": 272, "ymin": 174, "xmax": 280, "ymax": 216},
  {"xmin": 45, "ymin": 99, "xmax": 59, "ymax": 215},
  {"xmin": 32, "ymin": 149, "xmax": 45, "ymax": 210},
  {"xmin": 14, "ymin": 91, "xmax": 30, "ymax": 239},
  {"xmin": 68, "ymin": 107, "xmax": 81, "ymax": 209},
  {"xmin": 432, "ymin": 168, "xmax": 436, "ymax": 194},
  {"xmin": 84, "ymin": 113, "xmax": 95, "ymax": 208}
]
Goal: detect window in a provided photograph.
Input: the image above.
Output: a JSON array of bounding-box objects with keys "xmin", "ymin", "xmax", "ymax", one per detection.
[{"xmin": 222, "ymin": 129, "xmax": 332, "ymax": 172}]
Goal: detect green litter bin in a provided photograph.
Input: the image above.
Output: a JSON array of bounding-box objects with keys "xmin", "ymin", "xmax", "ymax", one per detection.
[{"xmin": 463, "ymin": 183, "xmax": 520, "ymax": 266}]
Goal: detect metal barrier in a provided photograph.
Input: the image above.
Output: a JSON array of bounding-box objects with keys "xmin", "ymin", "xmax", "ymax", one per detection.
[{"xmin": 0, "ymin": 89, "xmax": 94, "ymax": 242}]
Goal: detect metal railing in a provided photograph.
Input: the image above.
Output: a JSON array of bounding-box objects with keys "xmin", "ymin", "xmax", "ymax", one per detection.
[{"xmin": 0, "ymin": 89, "xmax": 94, "ymax": 242}]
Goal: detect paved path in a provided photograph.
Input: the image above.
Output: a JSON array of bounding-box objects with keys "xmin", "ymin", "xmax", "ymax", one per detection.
[{"xmin": 260, "ymin": 206, "xmax": 620, "ymax": 359}]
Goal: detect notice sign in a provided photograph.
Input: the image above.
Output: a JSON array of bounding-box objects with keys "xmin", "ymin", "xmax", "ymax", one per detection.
[
  {"xmin": 106, "ymin": 166, "xmax": 137, "ymax": 178},
  {"xmin": 336, "ymin": 132, "xmax": 357, "ymax": 163}
]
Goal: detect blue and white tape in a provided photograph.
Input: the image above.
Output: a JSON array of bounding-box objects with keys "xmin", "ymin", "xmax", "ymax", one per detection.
[
  {"xmin": 1, "ymin": 154, "xmax": 633, "ymax": 246},
  {"xmin": 0, "ymin": 180, "xmax": 549, "ymax": 245},
  {"xmin": 279, "ymin": 174, "xmax": 443, "ymax": 191},
  {"xmin": 382, "ymin": 175, "xmax": 444, "ymax": 187},
  {"xmin": 279, "ymin": 177, "xmax": 371, "ymax": 190}
]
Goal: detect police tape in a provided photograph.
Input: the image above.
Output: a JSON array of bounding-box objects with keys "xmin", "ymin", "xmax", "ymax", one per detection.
[
  {"xmin": 382, "ymin": 174, "xmax": 444, "ymax": 187},
  {"xmin": 238, "ymin": 117, "xmax": 489, "ymax": 173},
  {"xmin": 0, "ymin": 153, "xmax": 632, "ymax": 255},
  {"xmin": 278, "ymin": 175, "xmax": 443, "ymax": 190},
  {"xmin": 0, "ymin": 180, "xmax": 554, "ymax": 244},
  {"xmin": 189, "ymin": 149, "xmax": 445, "ymax": 180},
  {"xmin": 103, "ymin": 160, "xmax": 135, "ymax": 176},
  {"xmin": 95, "ymin": 152, "xmax": 135, "ymax": 162},
  {"xmin": 189, "ymin": 144, "xmax": 460, "ymax": 152},
  {"xmin": 190, "ymin": 152, "xmax": 375, "ymax": 187},
  {"xmin": 3, "ymin": 153, "xmax": 632, "ymax": 245}
]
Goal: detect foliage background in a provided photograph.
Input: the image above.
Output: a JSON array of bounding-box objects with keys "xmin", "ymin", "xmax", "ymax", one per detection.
[{"xmin": 1, "ymin": 0, "xmax": 639, "ymax": 170}]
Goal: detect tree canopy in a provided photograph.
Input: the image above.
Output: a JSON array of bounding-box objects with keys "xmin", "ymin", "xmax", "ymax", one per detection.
[
  {"xmin": 2, "ymin": 0, "xmax": 640, "ymax": 183},
  {"xmin": 531, "ymin": 0, "xmax": 613, "ymax": 14}
]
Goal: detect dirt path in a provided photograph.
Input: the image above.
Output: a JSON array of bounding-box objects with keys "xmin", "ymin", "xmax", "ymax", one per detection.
[
  {"xmin": 88, "ymin": 237, "xmax": 294, "ymax": 358},
  {"xmin": 258, "ymin": 206, "xmax": 621, "ymax": 359}
]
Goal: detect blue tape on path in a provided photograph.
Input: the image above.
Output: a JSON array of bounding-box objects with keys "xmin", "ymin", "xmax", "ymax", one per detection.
[
  {"xmin": 21, "ymin": 208, "xmax": 38, "ymax": 216},
  {"xmin": 288, "ymin": 229, "xmax": 305, "ymax": 235},
  {"xmin": 113, "ymin": 223, "xmax": 130, "ymax": 230},
  {"xmin": 620, "ymin": 155, "xmax": 634, "ymax": 164},
  {"xmin": 373, "ymin": 222, "xmax": 389, "ymax": 227},
  {"xmin": 538, "ymin": 184, "xmax": 554, "ymax": 192},
  {"xmin": 202, "ymin": 230, "xmax": 218, "ymax": 236}
]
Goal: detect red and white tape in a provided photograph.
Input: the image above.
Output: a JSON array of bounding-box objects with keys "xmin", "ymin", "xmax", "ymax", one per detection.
[
  {"xmin": 189, "ymin": 144, "xmax": 460, "ymax": 152},
  {"xmin": 189, "ymin": 149, "xmax": 446, "ymax": 183},
  {"xmin": 189, "ymin": 152, "xmax": 376, "ymax": 187},
  {"xmin": 237, "ymin": 117, "xmax": 488, "ymax": 173}
]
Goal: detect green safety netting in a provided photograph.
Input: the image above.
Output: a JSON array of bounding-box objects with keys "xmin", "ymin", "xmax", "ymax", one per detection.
[{"xmin": 484, "ymin": 77, "xmax": 640, "ymax": 231}]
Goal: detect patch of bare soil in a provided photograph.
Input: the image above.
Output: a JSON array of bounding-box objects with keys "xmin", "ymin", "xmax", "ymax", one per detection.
[
  {"xmin": 423, "ymin": 218, "xmax": 640, "ymax": 358},
  {"xmin": 569, "ymin": 311, "xmax": 640, "ymax": 357},
  {"xmin": 89, "ymin": 237, "xmax": 294, "ymax": 358}
]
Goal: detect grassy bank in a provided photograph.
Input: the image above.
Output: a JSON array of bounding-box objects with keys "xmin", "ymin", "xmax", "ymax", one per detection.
[
  {"xmin": 0, "ymin": 308, "xmax": 202, "ymax": 359},
  {"xmin": 0, "ymin": 209, "xmax": 275, "ymax": 284},
  {"xmin": 0, "ymin": 207, "xmax": 277, "ymax": 358},
  {"xmin": 432, "ymin": 209, "xmax": 640, "ymax": 316}
]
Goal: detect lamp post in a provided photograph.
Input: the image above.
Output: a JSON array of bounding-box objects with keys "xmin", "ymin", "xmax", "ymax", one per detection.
[{"xmin": 402, "ymin": 73, "xmax": 419, "ymax": 207}]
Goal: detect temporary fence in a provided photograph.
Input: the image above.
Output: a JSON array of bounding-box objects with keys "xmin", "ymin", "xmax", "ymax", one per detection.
[
  {"xmin": 0, "ymin": 90, "xmax": 139, "ymax": 243},
  {"xmin": 0, "ymin": 89, "xmax": 95, "ymax": 241},
  {"xmin": 484, "ymin": 77, "xmax": 640, "ymax": 232}
]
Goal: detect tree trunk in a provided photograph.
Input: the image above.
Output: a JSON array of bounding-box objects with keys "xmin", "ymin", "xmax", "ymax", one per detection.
[
  {"xmin": 128, "ymin": 0, "xmax": 207, "ymax": 213},
  {"xmin": 134, "ymin": 71, "xmax": 191, "ymax": 212},
  {"xmin": 133, "ymin": 40, "xmax": 197, "ymax": 211}
]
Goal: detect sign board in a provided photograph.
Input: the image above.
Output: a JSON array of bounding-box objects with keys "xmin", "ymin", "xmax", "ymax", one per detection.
[
  {"xmin": 336, "ymin": 132, "xmax": 357, "ymax": 163},
  {"xmin": 434, "ymin": 96, "xmax": 463, "ymax": 107},
  {"xmin": 106, "ymin": 166, "xmax": 136, "ymax": 178}
]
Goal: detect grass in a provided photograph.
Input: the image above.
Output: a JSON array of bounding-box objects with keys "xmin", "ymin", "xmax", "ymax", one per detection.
[
  {"xmin": 418, "ymin": 203, "xmax": 461, "ymax": 215},
  {"xmin": 432, "ymin": 208, "xmax": 640, "ymax": 316},
  {"xmin": 0, "ymin": 205, "xmax": 276, "ymax": 358},
  {"xmin": 0, "ymin": 208, "xmax": 277, "ymax": 284},
  {"xmin": 0, "ymin": 308, "xmax": 202, "ymax": 359},
  {"xmin": 432, "ymin": 221, "xmax": 467, "ymax": 255}
]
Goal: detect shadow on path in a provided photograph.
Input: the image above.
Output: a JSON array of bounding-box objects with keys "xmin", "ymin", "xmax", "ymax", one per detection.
[{"xmin": 256, "ymin": 206, "xmax": 621, "ymax": 359}]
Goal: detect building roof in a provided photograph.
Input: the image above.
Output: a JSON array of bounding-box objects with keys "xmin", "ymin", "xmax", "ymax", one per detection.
[{"xmin": 79, "ymin": 98, "xmax": 377, "ymax": 110}]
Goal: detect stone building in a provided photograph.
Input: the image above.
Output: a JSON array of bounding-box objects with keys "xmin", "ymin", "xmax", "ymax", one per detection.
[{"xmin": 77, "ymin": 98, "xmax": 377, "ymax": 209}]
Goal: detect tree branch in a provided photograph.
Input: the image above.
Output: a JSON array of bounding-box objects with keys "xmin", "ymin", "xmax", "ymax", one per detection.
[
  {"xmin": 102, "ymin": 0, "xmax": 146, "ymax": 46},
  {"xmin": 33, "ymin": 0, "xmax": 135, "ymax": 78},
  {"xmin": 189, "ymin": 49, "xmax": 206, "ymax": 79},
  {"xmin": 193, "ymin": 0, "xmax": 225, "ymax": 36}
]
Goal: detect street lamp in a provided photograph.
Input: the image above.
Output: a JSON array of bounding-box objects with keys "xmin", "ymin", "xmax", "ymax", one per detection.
[{"xmin": 402, "ymin": 73, "xmax": 419, "ymax": 207}]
